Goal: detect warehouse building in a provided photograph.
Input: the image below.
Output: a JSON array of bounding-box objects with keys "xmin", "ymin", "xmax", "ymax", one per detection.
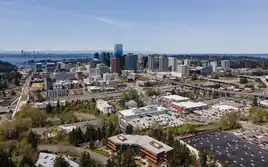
[
  {"xmin": 108, "ymin": 134, "xmax": 173, "ymax": 164},
  {"xmin": 180, "ymin": 131, "xmax": 268, "ymax": 167}
]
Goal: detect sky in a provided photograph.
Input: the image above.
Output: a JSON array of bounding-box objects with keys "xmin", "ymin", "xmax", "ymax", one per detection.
[{"xmin": 0, "ymin": 0, "xmax": 268, "ymax": 53}]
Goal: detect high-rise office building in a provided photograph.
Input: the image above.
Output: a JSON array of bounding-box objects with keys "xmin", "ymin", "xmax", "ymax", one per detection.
[
  {"xmin": 120, "ymin": 54, "xmax": 126, "ymax": 70},
  {"xmin": 111, "ymin": 58, "xmax": 121, "ymax": 73},
  {"xmin": 114, "ymin": 44, "xmax": 123, "ymax": 58},
  {"xmin": 159, "ymin": 55, "xmax": 168, "ymax": 71},
  {"xmin": 168, "ymin": 57, "xmax": 177, "ymax": 71},
  {"xmin": 210, "ymin": 61, "xmax": 217, "ymax": 73},
  {"xmin": 177, "ymin": 65, "xmax": 189, "ymax": 78},
  {"xmin": 148, "ymin": 55, "xmax": 155, "ymax": 70},
  {"xmin": 125, "ymin": 53, "xmax": 138, "ymax": 70},
  {"xmin": 221, "ymin": 60, "xmax": 230, "ymax": 71},
  {"xmin": 184, "ymin": 59, "xmax": 191, "ymax": 66},
  {"xmin": 93, "ymin": 52, "xmax": 100, "ymax": 59},
  {"xmin": 100, "ymin": 52, "xmax": 111, "ymax": 67}
]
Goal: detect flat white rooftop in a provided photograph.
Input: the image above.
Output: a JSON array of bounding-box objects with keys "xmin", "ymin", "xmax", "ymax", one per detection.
[
  {"xmin": 172, "ymin": 101, "xmax": 207, "ymax": 109},
  {"xmin": 118, "ymin": 105, "xmax": 166, "ymax": 117},
  {"xmin": 163, "ymin": 95, "xmax": 189, "ymax": 102},
  {"xmin": 109, "ymin": 134, "xmax": 173, "ymax": 154},
  {"xmin": 36, "ymin": 152, "xmax": 79, "ymax": 167}
]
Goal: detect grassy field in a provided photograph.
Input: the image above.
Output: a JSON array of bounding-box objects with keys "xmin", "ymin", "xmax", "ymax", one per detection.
[{"xmin": 89, "ymin": 148, "xmax": 110, "ymax": 157}]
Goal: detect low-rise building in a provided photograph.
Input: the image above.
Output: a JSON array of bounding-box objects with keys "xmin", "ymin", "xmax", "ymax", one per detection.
[
  {"xmin": 171, "ymin": 101, "xmax": 208, "ymax": 113},
  {"xmin": 36, "ymin": 152, "xmax": 79, "ymax": 167},
  {"xmin": 96, "ymin": 99, "xmax": 113, "ymax": 114},
  {"xmin": 125, "ymin": 100, "xmax": 138, "ymax": 109},
  {"xmin": 108, "ymin": 134, "xmax": 173, "ymax": 164}
]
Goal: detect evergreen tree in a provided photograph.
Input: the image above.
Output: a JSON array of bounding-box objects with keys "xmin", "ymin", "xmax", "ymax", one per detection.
[
  {"xmin": 125, "ymin": 124, "xmax": 133, "ymax": 135},
  {"xmin": 80, "ymin": 152, "xmax": 96, "ymax": 167},
  {"xmin": 19, "ymin": 155, "xmax": 35, "ymax": 167},
  {"xmin": 27, "ymin": 131, "xmax": 40, "ymax": 150},
  {"xmin": 54, "ymin": 156, "xmax": 70, "ymax": 167},
  {"xmin": 45, "ymin": 103, "xmax": 53, "ymax": 113},
  {"xmin": 0, "ymin": 148, "xmax": 15, "ymax": 167}
]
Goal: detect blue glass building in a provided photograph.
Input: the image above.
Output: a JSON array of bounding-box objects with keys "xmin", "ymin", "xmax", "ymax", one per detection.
[{"xmin": 114, "ymin": 44, "xmax": 123, "ymax": 58}]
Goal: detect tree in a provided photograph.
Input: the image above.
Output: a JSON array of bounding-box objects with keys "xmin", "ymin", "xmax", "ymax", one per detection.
[
  {"xmin": 68, "ymin": 128, "xmax": 84, "ymax": 146},
  {"xmin": 80, "ymin": 152, "xmax": 97, "ymax": 167},
  {"xmin": 0, "ymin": 148, "xmax": 15, "ymax": 167},
  {"xmin": 239, "ymin": 77, "xmax": 248, "ymax": 84},
  {"xmin": 199, "ymin": 150, "xmax": 209, "ymax": 167},
  {"xmin": 54, "ymin": 156, "xmax": 70, "ymax": 167},
  {"xmin": 45, "ymin": 103, "xmax": 53, "ymax": 113},
  {"xmin": 192, "ymin": 75, "xmax": 197, "ymax": 80},
  {"xmin": 252, "ymin": 96, "xmax": 258, "ymax": 107},
  {"xmin": 91, "ymin": 98, "xmax": 96, "ymax": 103},
  {"xmin": 171, "ymin": 89, "xmax": 176, "ymax": 95},
  {"xmin": 169, "ymin": 141, "xmax": 196, "ymax": 167},
  {"xmin": 125, "ymin": 124, "xmax": 133, "ymax": 135},
  {"xmin": 19, "ymin": 155, "xmax": 35, "ymax": 167},
  {"xmin": 27, "ymin": 131, "xmax": 40, "ymax": 150},
  {"xmin": 219, "ymin": 112, "xmax": 241, "ymax": 130}
]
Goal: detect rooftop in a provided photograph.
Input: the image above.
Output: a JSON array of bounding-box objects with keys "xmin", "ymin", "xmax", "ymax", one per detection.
[
  {"xmin": 109, "ymin": 134, "xmax": 173, "ymax": 154},
  {"xmin": 36, "ymin": 152, "xmax": 79, "ymax": 167},
  {"xmin": 163, "ymin": 95, "xmax": 189, "ymax": 102},
  {"xmin": 182, "ymin": 131, "xmax": 268, "ymax": 167},
  {"xmin": 172, "ymin": 101, "xmax": 207, "ymax": 109},
  {"xmin": 118, "ymin": 105, "xmax": 166, "ymax": 118}
]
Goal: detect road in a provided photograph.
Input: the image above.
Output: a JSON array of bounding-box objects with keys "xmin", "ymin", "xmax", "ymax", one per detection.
[
  {"xmin": 167, "ymin": 79, "xmax": 268, "ymax": 98},
  {"xmin": 239, "ymin": 121, "xmax": 268, "ymax": 131},
  {"xmin": 38, "ymin": 145, "xmax": 108, "ymax": 165},
  {"xmin": 58, "ymin": 91, "xmax": 123, "ymax": 102},
  {"xmin": 12, "ymin": 76, "xmax": 31, "ymax": 118}
]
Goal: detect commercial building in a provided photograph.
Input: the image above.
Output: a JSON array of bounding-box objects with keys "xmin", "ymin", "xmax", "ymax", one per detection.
[
  {"xmin": 180, "ymin": 131, "xmax": 268, "ymax": 167},
  {"xmin": 177, "ymin": 65, "xmax": 189, "ymax": 78},
  {"xmin": 34, "ymin": 100, "xmax": 66, "ymax": 109},
  {"xmin": 210, "ymin": 61, "xmax": 217, "ymax": 73},
  {"xmin": 47, "ymin": 89, "xmax": 68, "ymax": 100},
  {"xmin": 36, "ymin": 152, "xmax": 79, "ymax": 167},
  {"xmin": 103, "ymin": 73, "xmax": 119, "ymax": 82},
  {"xmin": 108, "ymin": 134, "xmax": 173, "ymax": 164},
  {"xmin": 159, "ymin": 55, "xmax": 168, "ymax": 72},
  {"xmin": 118, "ymin": 105, "xmax": 184, "ymax": 130},
  {"xmin": 96, "ymin": 99, "xmax": 113, "ymax": 114},
  {"xmin": 168, "ymin": 57, "xmax": 177, "ymax": 72},
  {"xmin": 171, "ymin": 101, "xmax": 208, "ymax": 113},
  {"xmin": 114, "ymin": 44, "xmax": 123, "ymax": 58},
  {"xmin": 163, "ymin": 95, "xmax": 189, "ymax": 102},
  {"xmin": 221, "ymin": 60, "xmax": 231, "ymax": 71},
  {"xmin": 148, "ymin": 55, "xmax": 159, "ymax": 71},
  {"xmin": 45, "ymin": 62, "xmax": 56, "ymax": 73},
  {"xmin": 111, "ymin": 58, "xmax": 121, "ymax": 73},
  {"xmin": 35, "ymin": 63, "xmax": 43, "ymax": 72},
  {"xmin": 138, "ymin": 56, "xmax": 148, "ymax": 69},
  {"xmin": 125, "ymin": 53, "xmax": 138, "ymax": 70},
  {"xmin": 96, "ymin": 63, "xmax": 109, "ymax": 75},
  {"xmin": 99, "ymin": 52, "xmax": 111, "ymax": 67},
  {"xmin": 184, "ymin": 59, "xmax": 191, "ymax": 66}
]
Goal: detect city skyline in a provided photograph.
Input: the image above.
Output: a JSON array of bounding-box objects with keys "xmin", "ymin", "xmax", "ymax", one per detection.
[{"xmin": 1, "ymin": 0, "xmax": 268, "ymax": 53}]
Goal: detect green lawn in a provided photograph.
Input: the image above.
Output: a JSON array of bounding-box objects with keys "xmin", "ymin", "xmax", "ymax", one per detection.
[{"xmin": 88, "ymin": 148, "xmax": 110, "ymax": 157}]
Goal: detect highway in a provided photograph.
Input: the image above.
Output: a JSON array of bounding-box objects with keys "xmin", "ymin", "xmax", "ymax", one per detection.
[
  {"xmin": 12, "ymin": 76, "xmax": 31, "ymax": 118},
  {"xmin": 167, "ymin": 79, "xmax": 268, "ymax": 98}
]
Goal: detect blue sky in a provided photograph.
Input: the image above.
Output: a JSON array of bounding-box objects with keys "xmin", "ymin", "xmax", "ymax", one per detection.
[{"xmin": 0, "ymin": 0, "xmax": 268, "ymax": 53}]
